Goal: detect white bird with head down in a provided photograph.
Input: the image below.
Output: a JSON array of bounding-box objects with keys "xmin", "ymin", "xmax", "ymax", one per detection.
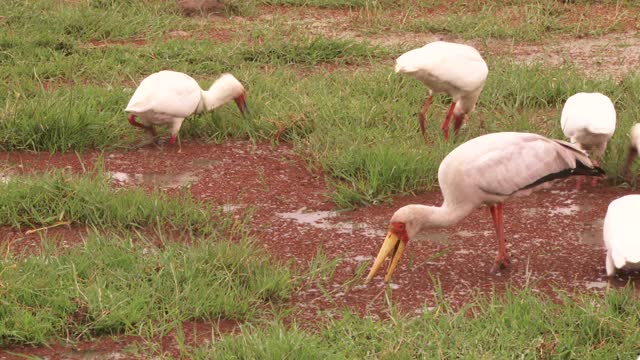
[
  {"xmin": 366, "ymin": 132, "xmax": 605, "ymax": 282},
  {"xmin": 604, "ymin": 195, "xmax": 640, "ymax": 276},
  {"xmin": 560, "ymin": 92, "xmax": 616, "ymax": 189},
  {"xmin": 395, "ymin": 41, "xmax": 488, "ymax": 140},
  {"xmin": 125, "ymin": 71, "xmax": 249, "ymax": 145}
]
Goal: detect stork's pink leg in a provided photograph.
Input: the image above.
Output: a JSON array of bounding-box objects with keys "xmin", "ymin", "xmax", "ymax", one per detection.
[
  {"xmin": 128, "ymin": 114, "xmax": 145, "ymax": 129},
  {"xmin": 128, "ymin": 114, "xmax": 156, "ymax": 137},
  {"xmin": 169, "ymin": 134, "xmax": 177, "ymax": 145},
  {"xmin": 590, "ymin": 177, "xmax": 599, "ymax": 187},
  {"xmin": 489, "ymin": 203, "xmax": 510, "ymax": 273},
  {"xmin": 441, "ymin": 102, "xmax": 457, "ymax": 141},
  {"xmin": 453, "ymin": 114, "xmax": 464, "ymax": 135},
  {"xmin": 419, "ymin": 95, "xmax": 433, "ymax": 138},
  {"xmin": 575, "ymin": 176, "xmax": 585, "ymax": 191}
]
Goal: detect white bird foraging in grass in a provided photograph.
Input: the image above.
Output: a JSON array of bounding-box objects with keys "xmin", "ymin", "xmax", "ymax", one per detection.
[
  {"xmin": 366, "ymin": 132, "xmax": 605, "ymax": 282},
  {"xmin": 621, "ymin": 123, "xmax": 640, "ymax": 178},
  {"xmin": 604, "ymin": 195, "xmax": 640, "ymax": 276},
  {"xmin": 395, "ymin": 41, "xmax": 488, "ymax": 141},
  {"xmin": 560, "ymin": 92, "xmax": 616, "ymax": 189},
  {"xmin": 125, "ymin": 71, "xmax": 249, "ymax": 145}
]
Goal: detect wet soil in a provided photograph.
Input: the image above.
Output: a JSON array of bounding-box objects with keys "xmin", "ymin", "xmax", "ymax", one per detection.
[
  {"xmin": 4, "ymin": 2, "xmax": 640, "ymax": 358},
  {"xmin": 2, "ymin": 140, "xmax": 639, "ymax": 358}
]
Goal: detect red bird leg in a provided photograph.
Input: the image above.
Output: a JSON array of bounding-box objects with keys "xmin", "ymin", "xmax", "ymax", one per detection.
[
  {"xmin": 419, "ymin": 95, "xmax": 433, "ymax": 138},
  {"xmin": 441, "ymin": 102, "xmax": 456, "ymax": 141},
  {"xmin": 575, "ymin": 176, "xmax": 585, "ymax": 191},
  {"xmin": 453, "ymin": 114, "xmax": 464, "ymax": 135},
  {"xmin": 128, "ymin": 114, "xmax": 156, "ymax": 137},
  {"xmin": 489, "ymin": 203, "xmax": 510, "ymax": 273},
  {"xmin": 169, "ymin": 134, "xmax": 177, "ymax": 145},
  {"xmin": 590, "ymin": 157, "xmax": 601, "ymax": 187},
  {"xmin": 128, "ymin": 114, "xmax": 145, "ymax": 129}
]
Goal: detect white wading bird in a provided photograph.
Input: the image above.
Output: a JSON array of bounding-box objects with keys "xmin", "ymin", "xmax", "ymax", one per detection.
[
  {"xmin": 560, "ymin": 92, "xmax": 616, "ymax": 189},
  {"xmin": 622, "ymin": 123, "xmax": 640, "ymax": 178},
  {"xmin": 395, "ymin": 41, "xmax": 489, "ymax": 141},
  {"xmin": 125, "ymin": 71, "xmax": 249, "ymax": 145},
  {"xmin": 604, "ymin": 195, "xmax": 640, "ymax": 276},
  {"xmin": 366, "ymin": 132, "xmax": 605, "ymax": 282}
]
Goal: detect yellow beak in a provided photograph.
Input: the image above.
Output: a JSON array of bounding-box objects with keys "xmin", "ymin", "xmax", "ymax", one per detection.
[{"xmin": 365, "ymin": 231, "xmax": 406, "ymax": 283}]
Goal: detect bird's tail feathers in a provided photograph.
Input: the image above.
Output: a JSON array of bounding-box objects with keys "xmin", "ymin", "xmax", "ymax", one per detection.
[
  {"xmin": 573, "ymin": 160, "xmax": 606, "ymax": 177},
  {"xmin": 586, "ymin": 124, "xmax": 614, "ymax": 135},
  {"xmin": 553, "ymin": 139, "xmax": 598, "ymax": 168},
  {"xmin": 394, "ymin": 61, "xmax": 417, "ymax": 74}
]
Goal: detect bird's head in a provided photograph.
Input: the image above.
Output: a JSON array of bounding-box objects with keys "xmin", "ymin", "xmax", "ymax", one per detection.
[
  {"xmin": 366, "ymin": 205, "xmax": 427, "ymax": 283},
  {"xmin": 622, "ymin": 123, "xmax": 640, "ymax": 177},
  {"xmin": 208, "ymin": 73, "xmax": 250, "ymax": 116}
]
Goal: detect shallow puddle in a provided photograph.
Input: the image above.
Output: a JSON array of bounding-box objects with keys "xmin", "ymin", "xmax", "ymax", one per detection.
[
  {"xmin": 222, "ymin": 203, "xmax": 243, "ymax": 212},
  {"xmin": 191, "ymin": 158, "xmax": 220, "ymax": 168},
  {"xmin": 523, "ymin": 202, "xmax": 592, "ymax": 217},
  {"xmin": 109, "ymin": 171, "xmax": 199, "ymax": 189},
  {"xmin": 276, "ymin": 207, "xmax": 385, "ymax": 238},
  {"xmin": 585, "ymin": 281, "xmax": 608, "ymax": 289},
  {"xmin": 453, "ymin": 230, "xmax": 493, "ymax": 238},
  {"xmin": 548, "ymin": 204, "xmax": 581, "ymax": 216},
  {"xmin": 415, "ymin": 232, "xmax": 450, "ymax": 245},
  {"xmin": 578, "ymin": 219, "xmax": 604, "ymax": 246}
]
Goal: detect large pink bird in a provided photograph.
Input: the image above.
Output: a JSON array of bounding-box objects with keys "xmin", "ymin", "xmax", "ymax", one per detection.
[
  {"xmin": 395, "ymin": 41, "xmax": 488, "ymax": 140},
  {"xmin": 125, "ymin": 71, "xmax": 249, "ymax": 145},
  {"xmin": 367, "ymin": 132, "xmax": 604, "ymax": 282}
]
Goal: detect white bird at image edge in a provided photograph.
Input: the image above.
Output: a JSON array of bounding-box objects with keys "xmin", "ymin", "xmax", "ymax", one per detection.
[{"xmin": 604, "ymin": 194, "xmax": 640, "ymax": 276}]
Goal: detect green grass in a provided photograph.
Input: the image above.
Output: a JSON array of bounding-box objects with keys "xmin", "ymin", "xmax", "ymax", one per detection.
[
  {"xmin": 3, "ymin": 59, "xmax": 640, "ymax": 205},
  {"xmin": 0, "ymin": 231, "xmax": 294, "ymax": 346},
  {"xmin": 0, "ymin": 168, "xmax": 214, "ymax": 232},
  {"xmin": 1, "ymin": 0, "xmax": 638, "ymax": 204},
  {"xmin": 188, "ymin": 287, "xmax": 640, "ymax": 359},
  {"xmin": 2, "ymin": 0, "xmax": 640, "ymax": 355}
]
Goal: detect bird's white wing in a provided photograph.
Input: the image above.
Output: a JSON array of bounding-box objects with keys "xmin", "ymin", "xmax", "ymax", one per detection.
[
  {"xmin": 561, "ymin": 93, "xmax": 616, "ymax": 138},
  {"xmin": 464, "ymin": 133, "xmax": 592, "ymax": 196},
  {"xmin": 126, "ymin": 71, "xmax": 201, "ymax": 117},
  {"xmin": 604, "ymin": 195, "xmax": 640, "ymax": 268},
  {"xmin": 395, "ymin": 42, "xmax": 488, "ymax": 92}
]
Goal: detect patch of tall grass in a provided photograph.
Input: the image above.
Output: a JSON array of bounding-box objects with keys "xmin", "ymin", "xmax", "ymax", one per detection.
[
  {"xmin": 195, "ymin": 287, "xmax": 640, "ymax": 358},
  {"xmin": 0, "ymin": 231, "xmax": 294, "ymax": 346},
  {"xmin": 0, "ymin": 168, "xmax": 213, "ymax": 232}
]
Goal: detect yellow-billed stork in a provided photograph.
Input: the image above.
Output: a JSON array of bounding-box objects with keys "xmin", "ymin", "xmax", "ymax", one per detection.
[
  {"xmin": 395, "ymin": 41, "xmax": 488, "ymax": 140},
  {"xmin": 125, "ymin": 71, "xmax": 249, "ymax": 145},
  {"xmin": 366, "ymin": 132, "xmax": 604, "ymax": 282}
]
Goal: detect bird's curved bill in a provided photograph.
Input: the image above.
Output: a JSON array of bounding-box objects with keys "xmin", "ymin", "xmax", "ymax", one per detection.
[
  {"xmin": 235, "ymin": 93, "xmax": 250, "ymax": 116},
  {"xmin": 366, "ymin": 231, "xmax": 406, "ymax": 283}
]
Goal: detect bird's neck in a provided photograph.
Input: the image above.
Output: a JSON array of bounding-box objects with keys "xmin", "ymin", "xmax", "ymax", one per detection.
[
  {"xmin": 198, "ymin": 84, "xmax": 232, "ymax": 113},
  {"xmin": 413, "ymin": 203, "xmax": 474, "ymax": 229}
]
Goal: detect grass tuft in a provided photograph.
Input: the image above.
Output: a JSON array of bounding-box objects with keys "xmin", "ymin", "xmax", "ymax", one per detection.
[
  {"xmin": 195, "ymin": 287, "xmax": 640, "ymax": 358},
  {"xmin": 240, "ymin": 36, "xmax": 389, "ymax": 66},
  {"xmin": 0, "ymin": 231, "xmax": 294, "ymax": 346},
  {"xmin": 0, "ymin": 168, "xmax": 213, "ymax": 232}
]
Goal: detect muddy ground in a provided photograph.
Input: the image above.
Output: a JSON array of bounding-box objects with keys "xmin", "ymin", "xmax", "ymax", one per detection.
[
  {"xmin": 1, "ymin": 140, "xmax": 638, "ymax": 359},
  {"xmin": 3, "ymin": 3, "xmax": 640, "ymax": 358}
]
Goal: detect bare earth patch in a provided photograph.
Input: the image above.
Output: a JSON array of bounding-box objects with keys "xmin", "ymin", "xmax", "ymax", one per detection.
[{"xmin": 1, "ymin": 140, "xmax": 638, "ymax": 357}]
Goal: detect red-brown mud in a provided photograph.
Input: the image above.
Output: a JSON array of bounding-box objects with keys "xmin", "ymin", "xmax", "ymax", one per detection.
[{"xmin": 1, "ymin": 140, "xmax": 639, "ymax": 358}]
